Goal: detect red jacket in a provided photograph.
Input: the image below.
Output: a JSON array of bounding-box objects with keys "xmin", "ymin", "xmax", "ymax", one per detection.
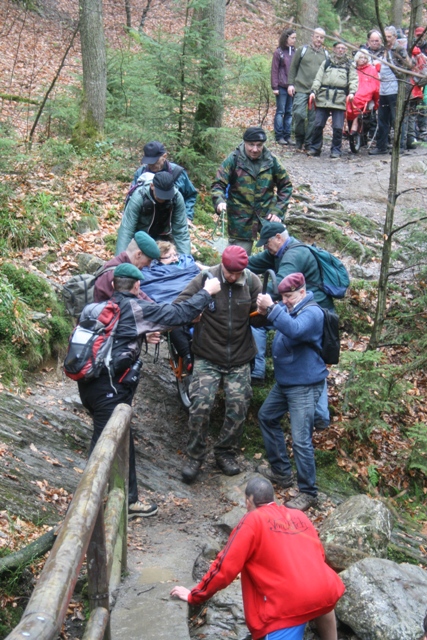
[
  {"xmin": 188, "ymin": 503, "xmax": 345, "ymax": 639},
  {"xmin": 410, "ymin": 49, "xmax": 427, "ymax": 100},
  {"xmin": 346, "ymin": 63, "xmax": 380, "ymax": 120}
]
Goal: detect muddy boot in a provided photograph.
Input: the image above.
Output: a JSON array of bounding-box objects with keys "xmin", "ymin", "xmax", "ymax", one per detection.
[
  {"xmin": 182, "ymin": 457, "xmax": 202, "ymax": 483},
  {"xmin": 216, "ymin": 455, "xmax": 240, "ymax": 476},
  {"xmin": 307, "ymin": 126, "xmax": 323, "ymax": 156},
  {"xmin": 330, "ymin": 128, "xmax": 343, "ymax": 158}
]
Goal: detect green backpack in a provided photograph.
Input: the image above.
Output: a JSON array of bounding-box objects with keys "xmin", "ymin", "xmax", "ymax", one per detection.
[{"xmin": 61, "ymin": 265, "xmax": 116, "ymax": 318}]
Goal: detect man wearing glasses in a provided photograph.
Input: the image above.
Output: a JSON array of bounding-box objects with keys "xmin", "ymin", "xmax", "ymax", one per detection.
[{"xmin": 211, "ymin": 127, "xmax": 292, "ymax": 255}]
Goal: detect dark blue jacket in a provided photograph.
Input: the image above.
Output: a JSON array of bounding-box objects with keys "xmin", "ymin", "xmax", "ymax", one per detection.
[
  {"xmin": 139, "ymin": 255, "xmax": 200, "ymax": 303},
  {"xmin": 267, "ymin": 292, "xmax": 328, "ymax": 387}
]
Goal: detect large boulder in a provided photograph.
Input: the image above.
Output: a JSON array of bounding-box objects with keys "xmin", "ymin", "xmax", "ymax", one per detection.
[
  {"xmin": 336, "ymin": 557, "xmax": 427, "ymax": 640},
  {"xmin": 319, "ymin": 494, "xmax": 393, "ymax": 569}
]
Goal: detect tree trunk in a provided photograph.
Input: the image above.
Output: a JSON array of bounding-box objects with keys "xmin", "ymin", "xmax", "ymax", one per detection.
[
  {"xmin": 296, "ymin": 0, "xmax": 318, "ymax": 40},
  {"xmin": 125, "ymin": 0, "xmax": 131, "ymax": 29},
  {"xmin": 191, "ymin": 0, "xmax": 226, "ymax": 155},
  {"xmin": 77, "ymin": 0, "xmax": 107, "ymax": 140},
  {"xmin": 139, "ymin": 0, "xmax": 154, "ymax": 32},
  {"xmin": 413, "ymin": 0, "xmax": 423, "ymax": 27},
  {"xmin": 390, "ymin": 0, "xmax": 404, "ymax": 27},
  {"xmin": 368, "ymin": 79, "xmax": 407, "ymax": 349}
]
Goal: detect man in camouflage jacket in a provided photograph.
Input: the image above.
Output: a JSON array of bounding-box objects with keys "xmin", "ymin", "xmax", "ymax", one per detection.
[{"xmin": 211, "ymin": 127, "xmax": 292, "ymax": 255}]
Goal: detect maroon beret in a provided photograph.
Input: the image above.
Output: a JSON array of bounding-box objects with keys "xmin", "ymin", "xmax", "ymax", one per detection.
[
  {"xmin": 222, "ymin": 246, "xmax": 249, "ymax": 272},
  {"xmin": 278, "ymin": 273, "xmax": 306, "ymax": 293}
]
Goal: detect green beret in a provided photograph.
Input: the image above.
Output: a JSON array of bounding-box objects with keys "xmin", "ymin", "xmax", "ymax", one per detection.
[
  {"xmin": 114, "ymin": 263, "xmax": 143, "ymax": 280},
  {"xmin": 134, "ymin": 231, "xmax": 160, "ymax": 259}
]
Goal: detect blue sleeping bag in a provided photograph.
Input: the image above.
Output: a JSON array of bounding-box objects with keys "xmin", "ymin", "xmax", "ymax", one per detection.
[{"xmin": 139, "ymin": 255, "xmax": 200, "ymax": 303}]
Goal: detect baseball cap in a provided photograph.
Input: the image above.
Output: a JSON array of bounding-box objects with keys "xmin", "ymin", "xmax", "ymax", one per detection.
[
  {"xmin": 153, "ymin": 172, "xmax": 175, "ymax": 200},
  {"xmin": 142, "ymin": 141, "xmax": 166, "ymax": 164}
]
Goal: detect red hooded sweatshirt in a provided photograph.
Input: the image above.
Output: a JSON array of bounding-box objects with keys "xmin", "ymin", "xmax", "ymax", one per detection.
[{"xmin": 188, "ymin": 502, "xmax": 345, "ymax": 640}]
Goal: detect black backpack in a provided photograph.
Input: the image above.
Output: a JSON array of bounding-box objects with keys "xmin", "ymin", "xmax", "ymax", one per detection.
[
  {"xmin": 124, "ymin": 164, "xmax": 184, "ymax": 207},
  {"xmin": 297, "ymin": 302, "xmax": 340, "ymax": 365}
]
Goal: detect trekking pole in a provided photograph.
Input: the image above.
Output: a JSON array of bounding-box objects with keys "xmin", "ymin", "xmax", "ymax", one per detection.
[{"xmin": 249, "ymin": 269, "xmax": 278, "ymax": 317}]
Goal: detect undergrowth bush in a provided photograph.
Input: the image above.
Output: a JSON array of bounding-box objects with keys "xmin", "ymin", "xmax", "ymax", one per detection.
[
  {"xmin": 0, "ymin": 265, "xmax": 71, "ymax": 385},
  {"xmin": 341, "ymin": 350, "xmax": 410, "ymax": 439}
]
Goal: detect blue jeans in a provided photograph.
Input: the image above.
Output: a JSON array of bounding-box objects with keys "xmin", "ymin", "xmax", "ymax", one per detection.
[
  {"xmin": 251, "ymin": 325, "xmax": 269, "ymax": 379},
  {"xmin": 314, "ymin": 380, "xmax": 330, "ymax": 428},
  {"xmin": 252, "ymin": 327, "xmax": 330, "ymax": 427},
  {"xmin": 274, "ymin": 87, "xmax": 293, "ymax": 141},
  {"xmin": 258, "ymin": 381, "xmax": 324, "ymax": 496}
]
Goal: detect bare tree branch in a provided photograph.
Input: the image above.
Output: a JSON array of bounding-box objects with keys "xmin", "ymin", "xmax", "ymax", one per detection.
[{"xmin": 28, "ymin": 21, "xmax": 79, "ymax": 143}]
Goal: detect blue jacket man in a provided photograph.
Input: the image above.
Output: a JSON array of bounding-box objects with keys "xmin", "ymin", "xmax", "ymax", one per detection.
[
  {"xmin": 256, "ymin": 272, "xmax": 327, "ymax": 512},
  {"xmin": 131, "ymin": 141, "xmax": 197, "ymax": 221}
]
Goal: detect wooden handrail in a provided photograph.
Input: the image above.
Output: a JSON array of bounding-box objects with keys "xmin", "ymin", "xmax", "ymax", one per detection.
[{"xmin": 6, "ymin": 403, "xmax": 132, "ymax": 640}]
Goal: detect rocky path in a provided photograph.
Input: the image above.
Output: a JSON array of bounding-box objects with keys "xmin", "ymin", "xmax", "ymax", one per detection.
[{"xmin": 2, "ymin": 142, "xmax": 427, "ymax": 639}]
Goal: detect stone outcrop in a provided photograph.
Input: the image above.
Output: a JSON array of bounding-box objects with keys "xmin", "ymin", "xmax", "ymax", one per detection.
[
  {"xmin": 336, "ymin": 557, "xmax": 427, "ymax": 640},
  {"xmin": 319, "ymin": 494, "xmax": 393, "ymax": 570}
]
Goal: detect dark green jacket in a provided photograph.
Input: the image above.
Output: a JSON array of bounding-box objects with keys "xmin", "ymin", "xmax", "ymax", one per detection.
[
  {"xmin": 175, "ymin": 264, "xmax": 263, "ymax": 368},
  {"xmin": 211, "ymin": 143, "xmax": 293, "ymax": 241},
  {"xmin": 288, "ymin": 45, "xmax": 329, "ymax": 93},
  {"xmin": 248, "ymin": 237, "xmax": 335, "ymax": 310}
]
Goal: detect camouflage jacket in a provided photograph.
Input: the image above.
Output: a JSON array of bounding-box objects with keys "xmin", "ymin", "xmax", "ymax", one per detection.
[{"xmin": 211, "ymin": 143, "xmax": 293, "ymax": 241}]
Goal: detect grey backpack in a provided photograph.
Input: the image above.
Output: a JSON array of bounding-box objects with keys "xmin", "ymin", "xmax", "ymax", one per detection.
[{"xmin": 62, "ymin": 264, "xmax": 116, "ymax": 318}]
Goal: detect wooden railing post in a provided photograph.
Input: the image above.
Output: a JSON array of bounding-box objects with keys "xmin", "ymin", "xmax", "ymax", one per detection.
[
  {"xmin": 87, "ymin": 505, "xmax": 111, "ymax": 640},
  {"xmin": 5, "ymin": 403, "xmax": 132, "ymax": 640}
]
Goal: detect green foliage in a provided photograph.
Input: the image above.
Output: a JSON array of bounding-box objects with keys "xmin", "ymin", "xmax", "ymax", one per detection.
[
  {"xmin": 367, "ymin": 464, "xmax": 380, "ymax": 487},
  {"xmin": 405, "ymin": 423, "xmax": 427, "ymax": 476},
  {"xmin": 37, "ymin": 138, "xmax": 77, "ymax": 173},
  {"xmin": 0, "ymin": 267, "xmax": 71, "ymax": 385},
  {"xmin": 103, "ymin": 234, "xmax": 117, "ymax": 255},
  {"xmin": 234, "ymin": 54, "xmax": 271, "ymax": 128},
  {"xmin": 341, "ymin": 350, "xmax": 410, "ymax": 439},
  {"xmin": 0, "ymin": 190, "xmax": 71, "ymax": 254},
  {"xmin": 318, "ymin": 0, "xmax": 339, "ymax": 34},
  {"xmin": 0, "ymin": 263, "xmax": 62, "ymax": 314}
]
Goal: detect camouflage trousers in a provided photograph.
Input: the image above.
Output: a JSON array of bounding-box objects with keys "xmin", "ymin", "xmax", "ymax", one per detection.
[{"xmin": 187, "ymin": 357, "xmax": 252, "ymax": 461}]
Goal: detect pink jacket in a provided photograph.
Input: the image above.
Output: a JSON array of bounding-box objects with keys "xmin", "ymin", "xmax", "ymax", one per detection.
[{"xmin": 346, "ymin": 63, "xmax": 379, "ymax": 119}]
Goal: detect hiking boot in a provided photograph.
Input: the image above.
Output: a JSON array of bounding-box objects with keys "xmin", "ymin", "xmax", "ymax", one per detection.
[
  {"xmin": 368, "ymin": 148, "xmax": 387, "ymax": 155},
  {"xmin": 285, "ymin": 493, "xmax": 318, "ymax": 511},
  {"xmin": 257, "ymin": 465, "xmax": 293, "ymax": 489},
  {"xmin": 307, "ymin": 148, "xmax": 321, "ymax": 157},
  {"xmin": 330, "ymin": 149, "xmax": 341, "ymax": 159},
  {"xmin": 181, "ymin": 458, "xmax": 202, "ymax": 483},
  {"xmin": 128, "ymin": 499, "xmax": 158, "ymax": 519},
  {"xmin": 314, "ymin": 420, "xmax": 329, "ymax": 432},
  {"xmin": 277, "ymin": 137, "xmax": 287, "ymax": 145},
  {"xmin": 295, "ymin": 141, "xmax": 303, "ymax": 150},
  {"xmin": 183, "ymin": 354, "xmax": 193, "ymax": 374},
  {"xmin": 216, "ymin": 455, "xmax": 241, "ymax": 476}
]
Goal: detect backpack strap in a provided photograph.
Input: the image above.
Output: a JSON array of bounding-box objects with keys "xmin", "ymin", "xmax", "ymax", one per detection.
[
  {"xmin": 93, "ymin": 264, "xmax": 117, "ymax": 280},
  {"xmin": 295, "ymin": 300, "xmax": 324, "ymax": 357},
  {"xmin": 170, "ymin": 163, "xmax": 184, "ymax": 181},
  {"xmin": 283, "ymin": 242, "xmax": 324, "ymax": 288},
  {"xmin": 228, "ymin": 148, "xmax": 240, "ymax": 187}
]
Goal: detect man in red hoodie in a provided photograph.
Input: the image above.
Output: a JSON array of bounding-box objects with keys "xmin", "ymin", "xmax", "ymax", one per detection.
[{"xmin": 171, "ymin": 476, "xmax": 345, "ymax": 640}]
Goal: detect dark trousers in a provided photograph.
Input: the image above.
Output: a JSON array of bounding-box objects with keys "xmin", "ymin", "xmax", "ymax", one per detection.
[
  {"xmin": 78, "ymin": 373, "xmax": 138, "ymax": 504},
  {"xmin": 376, "ymin": 93, "xmax": 407, "ymax": 152}
]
